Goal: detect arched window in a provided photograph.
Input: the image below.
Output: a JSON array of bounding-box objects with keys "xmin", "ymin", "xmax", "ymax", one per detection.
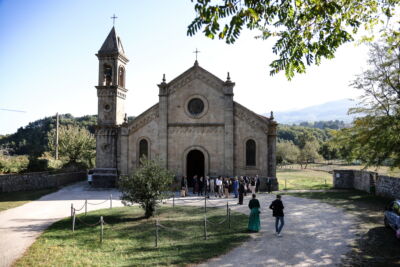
[
  {"xmin": 103, "ymin": 64, "xmax": 112, "ymax": 86},
  {"xmin": 118, "ymin": 66, "xmax": 125, "ymax": 87},
  {"xmin": 139, "ymin": 139, "xmax": 149, "ymax": 162},
  {"xmin": 246, "ymin": 139, "xmax": 256, "ymax": 166}
]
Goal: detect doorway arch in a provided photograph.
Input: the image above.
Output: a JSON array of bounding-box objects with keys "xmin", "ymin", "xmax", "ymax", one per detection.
[{"xmin": 183, "ymin": 146, "xmax": 209, "ymax": 187}]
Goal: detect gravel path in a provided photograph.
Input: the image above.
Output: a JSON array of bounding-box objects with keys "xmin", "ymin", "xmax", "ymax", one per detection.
[
  {"xmin": 0, "ymin": 182, "xmax": 123, "ymax": 267},
  {"xmin": 0, "ymin": 183, "xmax": 356, "ymax": 267}
]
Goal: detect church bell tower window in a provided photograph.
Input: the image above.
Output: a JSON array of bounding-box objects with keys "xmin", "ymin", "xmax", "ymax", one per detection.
[
  {"xmin": 118, "ymin": 66, "xmax": 125, "ymax": 87},
  {"xmin": 103, "ymin": 64, "xmax": 113, "ymax": 86}
]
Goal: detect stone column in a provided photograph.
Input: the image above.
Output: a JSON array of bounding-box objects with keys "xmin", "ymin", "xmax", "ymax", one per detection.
[
  {"xmin": 158, "ymin": 79, "xmax": 168, "ymax": 168},
  {"xmin": 267, "ymin": 122, "xmax": 277, "ymax": 178},
  {"xmin": 118, "ymin": 126, "xmax": 129, "ymax": 176},
  {"xmin": 223, "ymin": 75, "xmax": 235, "ymax": 176}
]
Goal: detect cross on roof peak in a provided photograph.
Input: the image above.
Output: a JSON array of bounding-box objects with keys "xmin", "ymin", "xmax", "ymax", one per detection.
[
  {"xmin": 111, "ymin": 14, "xmax": 118, "ymax": 26},
  {"xmin": 193, "ymin": 48, "xmax": 200, "ymax": 61}
]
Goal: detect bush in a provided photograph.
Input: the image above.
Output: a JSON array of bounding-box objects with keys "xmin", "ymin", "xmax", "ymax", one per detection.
[
  {"xmin": 0, "ymin": 155, "xmax": 29, "ymax": 173},
  {"xmin": 119, "ymin": 158, "xmax": 174, "ymax": 218},
  {"xmin": 27, "ymin": 158, "xmax": 49, "ymax": 172}
]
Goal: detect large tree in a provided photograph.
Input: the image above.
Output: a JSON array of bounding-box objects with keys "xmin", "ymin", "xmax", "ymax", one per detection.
[
  {"xmin": 187, "ymin": 0, "xmax": 399, "ymax": 79},
  {"xmin": 334, "ymin": 40, "xmax": 400, "ymax": 167},
  {"xmin": 47, "ymin": 125, "xmax": 96, "ymax": 167}
]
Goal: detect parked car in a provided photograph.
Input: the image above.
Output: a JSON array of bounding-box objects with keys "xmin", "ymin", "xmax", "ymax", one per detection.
[
  {"xmin": 87, "ymin": 169, "xmax": 94, "ymax": 185},
  {"xmin": 384, "ymin": 199, "xmax": 400, "ymax": 240}
]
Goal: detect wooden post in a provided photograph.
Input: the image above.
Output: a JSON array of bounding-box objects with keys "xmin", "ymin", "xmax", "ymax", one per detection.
[
  {"xmin": 70, "ymin": 203, "xmax": 73, "ymax": 219},
  {"xmin": 228, "ymin": 208, "xmax": 231, "ymax": 229},
  {"xmin": 204, "ymin": 215, "xmax": 207, "ymax": 240},
  {"xmin": 172, "ymin": 195, "xmax": 175, "ymax": 208},
  {"xmin": 55, "ymin": 113, "xmax": 59, "ymax": 160},
  {"xmin": 110, "ymin": 194, "xmax": 112, "ymax": 209},
  {"xmin": 226, "ymin": 202, "xmax": 229, "ymax": 217},
  {"xmin": 85, "ymin": 199, "xmax": 87, "ymax": 216},
  {"xmin": 100, "ymin": 216, "xmax": 104, "ymax": 243},
  {"xmin": 204, "ymin": 196, "xmax": 207, "ymax": 213},
  {"xmin": 155, "ymin": 220, "xmax": 159, "ymax": 247},
  {"xmin": 72, "ymin": 210, "xmax": 76, "ymax": 232}
]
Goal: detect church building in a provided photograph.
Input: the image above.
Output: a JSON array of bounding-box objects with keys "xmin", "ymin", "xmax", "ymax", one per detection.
[{"xmin": 92, "ymin": 27, "xmax": 278, "ymax": 189}]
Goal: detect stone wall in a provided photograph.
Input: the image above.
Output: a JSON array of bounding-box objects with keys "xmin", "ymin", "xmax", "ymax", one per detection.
[
  {"xmin": 333, "ymin": 170, "xmax": 400, "ymax": 199},
  {"xmin": 0, "ymin": 171, "xmax": 86, "ymax": 193},
  {"xmin": 375, "ymin": 175, "xmax": 400, "ymax": 199}
]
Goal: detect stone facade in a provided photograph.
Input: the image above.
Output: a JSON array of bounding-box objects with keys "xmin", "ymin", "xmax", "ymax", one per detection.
[
  {"xmin": 0, "ymin": 171, "xmax": 86, "ymax": 193},
  {"xmin": 93, "ymin": 27, "xmax": 278, "ymax": 189},
  {"xmin": 333, "ymin": 170, "xmax": 400, "ymax": 199}
]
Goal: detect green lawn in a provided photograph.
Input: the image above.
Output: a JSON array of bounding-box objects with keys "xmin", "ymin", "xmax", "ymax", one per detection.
[
  {"xmin": 0, "ymin": 188, "xmax": 57, "ymax": 212},
  {"xmin": 15, "ymin": 206, "xmax": 249, "ymax": 267},
  {"xmin": 284, "ymin": 191, "xmax": 400, "ymax": 266},
  {"xmin": 277, "ymin": 168, "xmax": 332, "ymax": 190}
]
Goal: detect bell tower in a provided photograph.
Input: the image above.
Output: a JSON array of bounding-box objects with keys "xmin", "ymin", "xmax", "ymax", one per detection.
[
  {"xmin": 96, "ymin": 26, "xmax": 128, "ymax": 126},
  {"xmin": 93, "ymin": 26, "xmax": 129, "ymax": 187}
]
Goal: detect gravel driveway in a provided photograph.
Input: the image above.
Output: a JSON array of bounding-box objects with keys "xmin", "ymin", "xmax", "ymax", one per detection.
[{"xmin": 0, "ymin": 183, "xmax": 356, "ymax": 267}]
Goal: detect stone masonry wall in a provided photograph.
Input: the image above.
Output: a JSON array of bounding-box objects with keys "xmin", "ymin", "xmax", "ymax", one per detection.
[
  {"xmin": 376, "ymin": 175, "xmax": 400, "ymax": 199},
  {"xmin": 333, "ymin": 170, "xmax": 400, "ymax": 199},
  {"xmin": 0, "ymin": 171, "xmax": 86, "ymax": 193}
]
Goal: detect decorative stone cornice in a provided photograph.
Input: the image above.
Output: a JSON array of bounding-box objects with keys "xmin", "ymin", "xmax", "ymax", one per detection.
[
  {"xmin": 234, "ymin": 102, "xmax": 269, "ymax": 132},
  {"xmin": 168, "ymin": 125, "xmax": 224, "ymax": 135},
  {"xmin": 167, "ymin": 65, "xmax": 225, "ymax": 96},
  {"xmin": 127, "ymin": 104, "xmax": 159, "ymax": 133}
]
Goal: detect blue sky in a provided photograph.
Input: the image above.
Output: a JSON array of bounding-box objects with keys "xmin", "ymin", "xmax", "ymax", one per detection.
[{"xmin": 0, "ymin": 0, "xmax": 370, "ymax": 134}]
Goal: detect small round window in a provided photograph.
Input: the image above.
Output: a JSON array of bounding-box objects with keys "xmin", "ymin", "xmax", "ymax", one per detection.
[
  {"xmin": 104, "ymin": 104, "xmax": 111, "ymax": 111},
  {"xmin": 188, "ymin": 98, "xmax": 204, "ymax": 115}
]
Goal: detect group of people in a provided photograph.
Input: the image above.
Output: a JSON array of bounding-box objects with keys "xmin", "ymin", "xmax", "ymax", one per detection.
[
  {"xmin": 248, "ymin": 194, "xmax": 285, "ymax": 237},
  {"xmin": 180, "ymin": 175, "xmax": 273, "ymax": 201}
]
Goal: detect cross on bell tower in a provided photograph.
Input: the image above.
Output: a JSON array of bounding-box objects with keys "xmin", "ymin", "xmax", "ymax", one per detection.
[{"xmin": 111, "ymin": 14, "xmax": 118, "ymax": 26}]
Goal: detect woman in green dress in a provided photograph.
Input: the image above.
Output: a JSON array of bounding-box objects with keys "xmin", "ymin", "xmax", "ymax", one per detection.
[{"xmin": 248, "ymin": 194, "xmax": 261, "ymax": 232}]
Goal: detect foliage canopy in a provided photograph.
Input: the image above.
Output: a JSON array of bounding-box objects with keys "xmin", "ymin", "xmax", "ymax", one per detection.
[
  {"xmin": 188, "ymin": 0, "xmax": 399, "ymax": 79},
  {"xmin": 334, "ymin": 40, "xmax": 400, "ymax": 167}
]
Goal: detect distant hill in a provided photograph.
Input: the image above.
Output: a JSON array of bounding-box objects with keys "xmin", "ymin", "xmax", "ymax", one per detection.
[{"xmin": 271, "ymin": 99, "xmax": 356, "ymax": 124}]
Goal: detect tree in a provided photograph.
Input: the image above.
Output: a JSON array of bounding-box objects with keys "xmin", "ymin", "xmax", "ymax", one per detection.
[
  {"xmin": 334, "ymin": 40, "xmax": 400, "ymax": 167},
  {"xmin": 119, "ymin": 159, "xmax": 174, "ymax": 218},
  {"xmin": 187, "ymin": 0, "xmax": 399, "ymax": 79},
  {"xmin": 47, "ymin": 125, "xmax": 95, "ymax": 167},
  {"xmin": 298, "ymin": 140, "xmax": 322, "ymax": 168},
  {"xmin": 276, "ymin": 140, "xmax": 300, "ymax": 165}
]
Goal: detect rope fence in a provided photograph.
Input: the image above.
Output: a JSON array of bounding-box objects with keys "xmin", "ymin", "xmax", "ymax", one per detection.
[{"xmin": 69, "ymin": 192, "xmax": 239, "ymax": 246}]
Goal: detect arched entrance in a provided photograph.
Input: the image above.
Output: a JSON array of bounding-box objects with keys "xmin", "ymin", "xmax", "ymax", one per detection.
[{"xmin": 186, "ymin": 149, "xmax": 205, "ymax": 187}]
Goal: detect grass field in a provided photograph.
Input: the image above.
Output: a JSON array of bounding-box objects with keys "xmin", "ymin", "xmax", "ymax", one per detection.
[
  {"xmin": 0, "ymin": 188, "xmax": 57, "ymax": 212},
  {"xmin": 280, "ymin": 162, "xmax": 400, "ymax": 177},
  {"xmin": 277, "ymin": 168, "xmax": 332, "ymax": 190},
  {"xmin": 284, "ymin": 191, "xmax": 400, "ymax": 266},
  {"xmin": 15, "ymin": 206, "xmax": 249, "ymax": 267}
]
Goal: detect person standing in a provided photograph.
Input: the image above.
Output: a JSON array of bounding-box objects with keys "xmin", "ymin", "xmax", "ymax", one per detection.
[
  {"xmin": 269, "ymin": 195, "xmax": 284, "ymax": 237},
  {"xmin": 198, "ymin": 176, "xmax": 204, "ymax": 196},
  {"xmin": 233, "ymin": 177, "xmax": 239, "ymax": 198},
  {"xmin": 223, "ymin": 178, "xmax": 230, "ymax": 198},
  {"xmin": 193, "ymin": 175, "xmax": 198, "ymax": 194},
  {"xmin": 249, "ymin": 177, "xmax": 256, "ymax": 195},
  {"xmin": 238, "ymin": 179, "xmax": 245, "ymax": 205},
  {"xmin": 255, "ymin": 175, "xmax": 260, "ymax": 193},
  {"xmin": 204, "ymin": 176, "xmax": 210, "ymax": 198},
  {"xmin": 248, "ymin": 194, "xmax": 261, "ymax": 232},
  {"xmin": 181, "ymin": 176, "xmax": 188, "ymax": 197},
  {"xmin": 210, "ymin": 177, "xmax": 215, "ymax": 197},
  {"xmin": 266, "ymin": 177, "xmax": 272, "ymax": 194},
  {"xmin": 216, "ymin": 176, "xmax": 223, "ymax": 198}
]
